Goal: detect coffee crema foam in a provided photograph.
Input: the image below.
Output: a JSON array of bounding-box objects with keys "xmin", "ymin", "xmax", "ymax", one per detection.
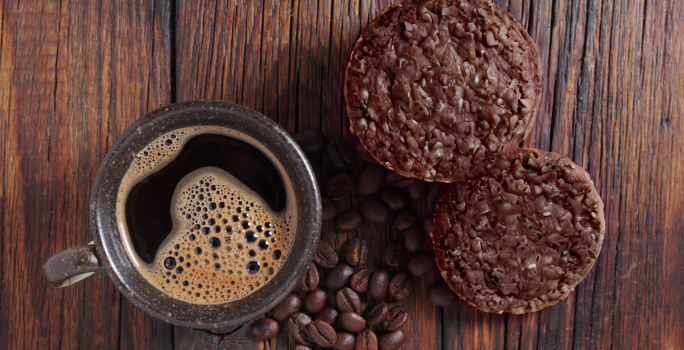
[{"xmin": 116, "ymin": 126, "xmax": 296, "ymax": 304}]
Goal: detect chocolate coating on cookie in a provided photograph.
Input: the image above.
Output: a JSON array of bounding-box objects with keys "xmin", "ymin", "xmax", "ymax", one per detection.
[
  {"xmin": 431, "ymin": 149, "xmax": 605, "ymax": 313},
  {"xmin": 345, "ymin": 0, "xmax": 542, "ymax": 182}
]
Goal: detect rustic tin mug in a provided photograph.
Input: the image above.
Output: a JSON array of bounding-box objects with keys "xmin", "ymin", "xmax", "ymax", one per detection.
[{"xmin": 42, "ymin": 100, "xmax": 321, "ymax": 328}]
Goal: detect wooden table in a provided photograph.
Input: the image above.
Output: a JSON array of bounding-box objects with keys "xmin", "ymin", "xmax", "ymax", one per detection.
[{"xmin": 1, "ymin": 0, "xmax": 682, "ymax": 349}]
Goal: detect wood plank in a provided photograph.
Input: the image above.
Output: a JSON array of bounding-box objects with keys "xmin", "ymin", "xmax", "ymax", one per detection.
[
  {"xmin": 0, "ymin": 1, "xmax": 67, "ymax": 348},
  {"xmin": 107, "ymin": 0, "xmax": 174, "ymax": 347}
]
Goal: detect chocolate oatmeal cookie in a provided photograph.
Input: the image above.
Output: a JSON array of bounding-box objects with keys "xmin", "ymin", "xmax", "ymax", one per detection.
[
  {"xmin": 345, "ymin": 0, "xmax": 542, "ymax": 182},
  {"xmin": 431, "ymin": 149, "xmax": 605, "ymax": 314}
]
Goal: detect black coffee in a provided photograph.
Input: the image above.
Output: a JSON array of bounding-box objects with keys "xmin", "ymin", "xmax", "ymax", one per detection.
[
  {"xmin": 126, "ymin": 133, "xmax": 286, "ymax": 263},
  {"xmin": 117, "ymin": 126, "xmax": 297, "ymax": 304}
]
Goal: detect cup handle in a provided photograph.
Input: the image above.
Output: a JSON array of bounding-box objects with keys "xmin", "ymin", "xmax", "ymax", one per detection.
[{"xmin": 43, "ymin": 241, "xmax": 104, "ymax": 287}]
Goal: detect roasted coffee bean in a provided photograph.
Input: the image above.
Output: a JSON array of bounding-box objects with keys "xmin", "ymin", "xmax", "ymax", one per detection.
[
  {"xmin": 338, "ymin": 311, "xmax": 367, "ymax": 333},
  {"xmin": 328, "ymin": 174, "xmax": 354, "ymax": 200},
  {"xmin": 401, "ymin": 224, "xmax": 423, "ymax": 252},
  {"xmin": 294, "ymin": 346, "xmax": 312, "ymax": 350},
  {"xmin": 298, "ymin": 262, "xmax": 320, "ymax": 292},
  {"xmin": 316, "ymin": 307, "xmax": 339, "ymax": 326},
  {"xmin": 360, "ymin": 198, "xmax": 391, "ymax": 224},
  {"xmin": 393, "ymin": 210, "xmax": 417, "ymax": 230},
  {"xmin": 428, "ymin": 282, "xmax": 459, "ymax": 306},
  {"xmin": 425, "ymin": 183, "xmax": 447, "ymax": 212},
  {"xmin": 388, "ymin": 273, "xmax": 414, "ymax": 300},
  {"xmin": 288, "ymin": 312, "xmax": 313, "ymax": 346},
  {"xmin": 327, "ymin": 139, "xmax": 355, "ymax": 168},
  {"xmin": 349, "ymin": 268, "xmax": 371, "ymax": 293},
  {"xmin": 384, "ymin": 306, "xmax": 407, "ymax": 331},
  {"xmin": 385, "ymin": 172, "xmax": 414, "ymax": 189},
  {"xmin": 332, "ymin": 333, "xmax": 357, "ymax": 350},
  {"xmin": 272, "ymin": 293, "xmax": 301, "ymax": 321},
  {"xmin": 423, "ymin": 216, "xmax": 434, "ymax": 236},
  {"xmin": 407, "ymin": 252, "xmax": 436, "ymax": 277},
  {"xmin": 379, "ymin": 189, "xmax": 408, "ymax": 211},
  {"xmin": 303, "ymin": 288, "xmax": 327, "ymax": 314},
  {"xmin": 336, "ymin": 210, "xmax": 363, "ymax": 232},
  {"xmin": 313, "ymin": 240, "xmax": 338, "ymax": 268},
  {"xmin": 369, "ymin": 269, "xmax": 390, "ymax": 300},
  {"xmin": 345, "ymin": 237, "xmax": 368, "ymax": 266},
  {"xmin": 355, "ymin": 143, "xmax": 377, "ymax": 164},
  {"xmin": 294, "ymin": 130, "xmax": 325, "ymax": 153},
  {"xmin": 406, "ymin": 180, "xmax": 427, "ymax": 200},
  {"xmin": 383, "ymin": 242, "xmax": 406, "ymax": 267},
  {"xmin": 322, "ymin": 197, "xmax": 338, "ymax": 221},
  {"xmin": 378, "ymin": 330, "xmax": 406, "ymax": 350},
  {"xmin": 363, "ymin": 300, "xmax": 389, "ymax": 326},
  {"xmin": 356, "ymin": 164, "xmax": 385, "ymax": 195},
  {"xmin": 308, "ymin": 320, "xmax": 337, "ymax": 347},
  {"xmin": 326, "ymin": 263, "xmax": 354, "ymax": 290},
  {"xmin": 336, "ymin": 287, "xmax": 362, "ymax": 314},
  {"xmin": 356, "ymin": 330, "xmax": 378, "ymax": 350},
  {"xmin": 251, "ymin": 318, "xmax": 279, "ymax": 340}
]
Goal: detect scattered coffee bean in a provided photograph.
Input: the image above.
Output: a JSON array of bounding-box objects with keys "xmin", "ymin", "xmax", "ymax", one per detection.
[
  {"xmin": 294, "ymin": 346, "xmax": 312, "ymax": 350},
  {"xmin": 339, "ymin": 311, "xmax": 367, "ymax": 333},
  {"xmin": 379, "ymin": 189, "xmax": 408, "ymax": 211},
  {"xmin": 316, "ymin": 307, "xmax": 339, "ymax": 326},
  {"xmin": 355, "ymin": 143, "xmax": 377, "ymax": 164},
  {"xmin": 383, "ymin": 242, "xmax": 406, "ymax": 267},
  {"xmin": 298, "ymin": 262, "xmax": 320, "ymax": 292},
  {"xmin": 428, "ymin": 282, "xmax": 458, "ymax": 306},
  {"xmin": 328, "ymin": 174, "xmax": 354, "ymax": 200},
  {"xmin": 401, "ymin": 223, "xmax": 423, "ymax": 252},
  {"xmin": 303, "ymin": 288, "xmax": 327, "ymax": 314},
  {"xmin": 251, "ymin": 317, "xmax": 279, "ymax": 340},
  {"xmin": 407, "ymin": 252, "xmax": 436, "ymax": 277},
  {"xmin": 327, "ymin": 139, "xmax": 355, "ymax": 168},
  {"xmin": 294, "ymin": 130, "xmax": 325, "ymax": 153},
  {"xmin": 349, "ymin": 268, "xmax": 371, "ymax": 293},
  {"xmin": 356, "ymin": 164, "xmax": 385, "ymax": 195},
  {"xmin": 336, "ymin": 210, "xmax": 363, "ymax": 232},
  {"xmin": 423, "ymin": 216, "xmax": 434, "ymax": 236},
  {"xmin": 369, "ymin": 269, "xmax": 390, "ymax": 300},
  {"xmin": 336, "ymin": 287, "xmax": 362, "ymax": 314},
  {"xmin": 272, "ymin": 293, "xmax": 301, "ymax": 321},
  {"xmin": 322, "ymin": 196, "xmax": 338, "ymax": 221},
  {"xmin": 313, "ymin": 240, "xmax": 338, "ymax": 268},
  {"xmin": 393, "ymin": 210, "xmax": 417, "ymax": 230},
  {"xmin": 388, "ymin": 273, "xmax": 414, "ymax": 300},
  {"xmin": 384, "ymin": 306, "xmax": 407, "ymax": 331},
  {"xmin": 360, "ymin": 198, "xmax": 391, "ymax": 224},
  {"xmin": 288, "ymin": 312, "xmax": 313, "ymax": 346},
  {"xmin": 385, "ymin": 172, "xmax": 414, "ymax": 189},
  {"xmin": 425, "ymin": 183, "xmax": 447, "ymax": 212},
  {"xmin": 326, "ymin": 263, "xmax": 354, "ymax": 290},
  {"xmin": 406, "ymin": 180, "xmax": 427, "ymax": 200},
  {"xmin": 332, "ymin": 332, "xmax": 357, "ymax": 350},
  {"xmin": 345, "ymin": 237, "xmax": 368, "ymax": 266},
  {"xmin": 308, "ymin": 319, "xmax": 337, "ymax": 347},
  {"xmin": 363, "ymin": 300, "xmax": 389, "ymax": 326},
  {"xmin": 356, "ymin": 330, "xmax": 378, "ymax": 350},
  {"xmin": 378, "ymin": 330, "xmax": 406, "ymax": 350}
]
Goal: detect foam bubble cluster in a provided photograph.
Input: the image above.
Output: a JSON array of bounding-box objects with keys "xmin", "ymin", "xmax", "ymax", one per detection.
[{"xmin": 117, "ymin": 127, "xmax": 296, "ymax": 304}]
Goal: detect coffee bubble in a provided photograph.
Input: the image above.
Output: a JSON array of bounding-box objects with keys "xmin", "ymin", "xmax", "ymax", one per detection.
[{"xmin": 117, "ymin": 126, "xmax": 296, "ymax": 305}]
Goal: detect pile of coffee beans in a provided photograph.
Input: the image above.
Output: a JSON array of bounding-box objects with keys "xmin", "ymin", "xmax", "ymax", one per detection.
[
  {"xmin": 249, "ymin": 131, "xmax": 459, "ymax": 348},
  {"xmin": 253, "ymin": 240, "xmax": 408, "ymax": 349}
]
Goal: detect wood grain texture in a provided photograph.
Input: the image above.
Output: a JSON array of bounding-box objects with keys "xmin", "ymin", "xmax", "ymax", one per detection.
[{"xmin": 1, "ymin": 0, "xmax": 683, "ymax": 349}]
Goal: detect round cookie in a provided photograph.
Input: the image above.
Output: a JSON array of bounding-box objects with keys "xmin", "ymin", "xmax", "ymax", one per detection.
[
  {"xmin": 431, "ymin": 149, "xmax": 605, "ymax": 314},
  {"xmin": 344, "ymin": 0, "xmax": 542, "ymax": 182}
]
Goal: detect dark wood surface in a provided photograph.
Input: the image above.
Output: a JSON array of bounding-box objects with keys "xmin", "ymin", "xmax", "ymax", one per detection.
[{"xmin": 1, "ymin": 0, "xmax": 682, "ymax": 349}]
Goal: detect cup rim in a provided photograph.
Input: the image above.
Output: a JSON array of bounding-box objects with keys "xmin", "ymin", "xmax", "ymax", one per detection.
[{"xmin": 90, "ymin": 100, "xmax": 320, "ymax": 328}]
